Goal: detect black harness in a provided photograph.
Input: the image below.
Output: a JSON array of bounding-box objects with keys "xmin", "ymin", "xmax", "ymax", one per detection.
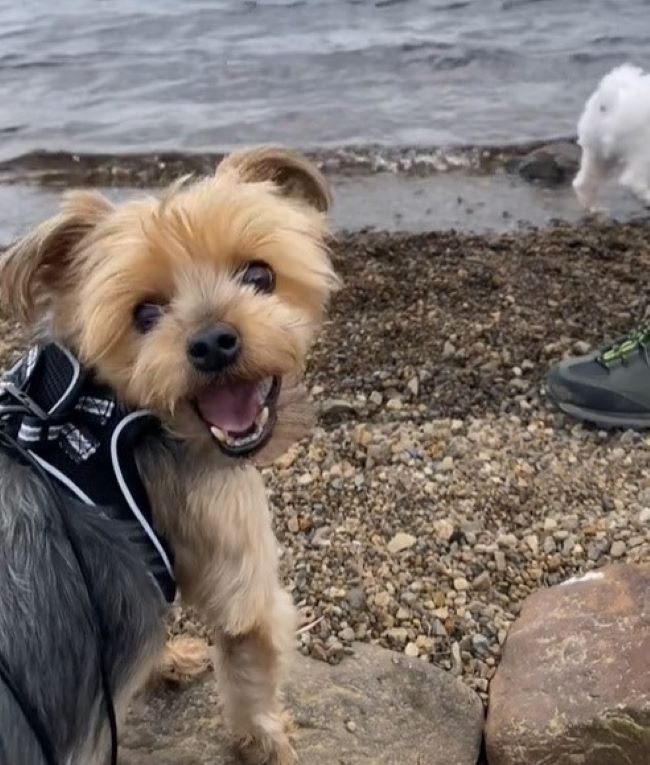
[{"xmin": 0, "ymin": 342, "xmax": 176, "ymax": 603}]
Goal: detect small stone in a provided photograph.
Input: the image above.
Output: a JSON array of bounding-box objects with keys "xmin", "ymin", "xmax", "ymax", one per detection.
[
  {"xmin": 433, "ymin": 519, "xmax": 455, "ymax": 542},
  {"xmin": 387, "ymin": 533, "xmax": 417, "ymax": 554},
  {"xmin": 547, "ymin": 553, "xmax": 562, "ymax": 572},
  {"xmin": 338, "ymin": 627, "xmax": 356, "ymax": 642},
  {"xmin": 495, "ymin": 551, "xmax": 506, "ymax": 572},
  {"xmin": 471, "ymin": 634, "xmax": 490, "ymax": 655},
  {"xmin": 297, "ymin": 473, "xmax": 313, "ymax": 486},
  {"xmin": 524, "ymin": 534, "xmax": 539, "ymax": 554},
  {"xmin": 610, "ymin": 540, "xmax": 626, "ymax": 559},
  {"xmin": 437, "ymin": 456, "xmax": 454, "ymax": 473},
  {"xmin": 287, "ymin": 515, "xmax": 300, "ymax": 533},
  {"xmin": 407, "ymin": 376, "xmax": 419, "ymax": 397},
  {"xmin": 472, "ymin": 571, "xmax": 491, "ymax": 591},
  {"xmin": 346, "ymin": 587, "xmax": 366, "ymax": 611},
  {"xmin": 442, "ymin": 340, "xmax": 456, "ymax": 360},
  {"xmin": 573, "ymin": 340, "xmax": 591, "ymax": 355},
  {"xmin": 543, "ymin": 537, "xmax": 556, "ymax": 554},
  {"xmin": 369, "ymin": 390, "xmax": 383, "ymax": 406},
  {"xmin": 453, "ymin": 577, "xmax": 469, "ymax": 592},
  {"xmin": 387, "ymin": 627, "xmax": 408, "ymax": 645},
  {"xmin": 345, "ymin": 720, "xmax": 357, "ymax": 733},
  {"xmin": 638, "ymin": 507, "xmax": 650, "ymax": 524},
  {"xmin": 275, "ymin": 449, "xmax": 297, "ymax": 469},
  {"xmin": 544, "ymin": 518, "xmax": 558, "ymax": 532},
  {"xmin": 404, "ymin": 642, "xmax": 419, "ymax": 657},
  {"xmin": 497, "ymin": 533, "xmax": 517, "ymax": 549},
  {"xmin": 374, "ymin": 591, "xmax": 391, "ymax": 609},
  {"xmin": 311, "ymin": 526, "xmax": 331, "ymax": 547},
  {"xmin": 386, "ymin": 397, "xmax": 403, "ymax": 411},
  {"xmin": 353, "ymin": 424, "xmax": 372, "ymax": 446}
]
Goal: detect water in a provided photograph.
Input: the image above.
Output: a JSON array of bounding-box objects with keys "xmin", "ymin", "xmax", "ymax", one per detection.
[{"xmin": 1, "ymin": 0, "xmax": 649, "ymax": 160}]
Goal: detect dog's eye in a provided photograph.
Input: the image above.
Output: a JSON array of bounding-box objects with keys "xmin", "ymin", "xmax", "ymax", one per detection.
[
  {"xmin": 239, "ymin": 261, "xmax": 275, "ymax": 294},
  {"xmin": 133, "ymin": 302, "xmax": 164, "ymax": 333}
]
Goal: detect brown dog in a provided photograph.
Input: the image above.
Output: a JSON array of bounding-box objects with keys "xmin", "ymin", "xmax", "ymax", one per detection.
[{"xmin": 0, "ymin": 148, "xmax": 337, "ymax": 763}]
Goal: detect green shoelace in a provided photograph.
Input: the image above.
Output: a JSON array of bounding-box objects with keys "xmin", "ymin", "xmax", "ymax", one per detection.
[{"xmin": 599, "ymin": 323, "xmax": 650, "ymax": 366}]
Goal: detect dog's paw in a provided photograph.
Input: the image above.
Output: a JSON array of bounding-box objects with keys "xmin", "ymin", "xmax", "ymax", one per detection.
[
  {"xmin": 233, "ymin": 711, "xmax": 297, "ymax": 765},
  {"xmin": 155, "ymin": 636, "xmax": 213, "ymax": 685}
]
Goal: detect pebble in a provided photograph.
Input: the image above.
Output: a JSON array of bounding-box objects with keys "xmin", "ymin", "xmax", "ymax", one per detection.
[
  {"xmin": 442, "ymin": 341, "xmax": 456, "ymax": 359},
  {"xmin": 639, "ymin": 507, "xmax": 650, "ymax": 524},
  {"xmin": 454, "ymin": 577, "xmax": 470, "ymax": 592},
  {"xmin": 387, "ymin": 532, "xmax": 417, "ymax": 554},
  {"xmin": 524, "ymin": 534, "xmax": 539, "ymax": 554},
  {"xmin": 369, "ymin": 390, "xmax": 383, "ymax": 406},
  {"xmin": 472, "ymin": 571, "xmax": 491, "ymax": 591},
  {"xmin": 433, "ymin": 518, "xmax": 455, "ymax": 541},
  {"xmin": 387, "ymin": 627, "xmax": 408, "ymax": 645},
  {"xmin": 610, "ymin": 540, "xmax": 626, "ymax": 559},
  {"xmin": 346, "ymin": 587, "xmax": 366, "ymax": 611},
  {"xmin": 440, "ymin": 456, "xmax": 456, "ymax": 473},
  {"xmin": 404, "ymin": 642, "xmax": 419, "ymax": 657},
  {"xmin": 573, "ymin": 340, "xmax": 591, "ymax": 354},
  {"xmin": 374, "ymin": 591, "xmax": 391, "ymax": 608},
  {"xmin": 345, "ymin": 720, "xmax": 357, "ymax": 733}
]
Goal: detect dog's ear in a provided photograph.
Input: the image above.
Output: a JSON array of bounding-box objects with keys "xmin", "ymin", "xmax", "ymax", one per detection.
[
  {"xmin": 0, "ymin": 190, "xmax": 113, "ymax": 323},
  {"xmin": 216, "ymin": 147, "xmax": 331, "ymax": 213}
]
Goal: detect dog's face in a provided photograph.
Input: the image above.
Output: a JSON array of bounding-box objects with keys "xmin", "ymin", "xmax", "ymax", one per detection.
[{"xmin": 0, "ymin": 148, "xmax": 338, "ymax": 460}]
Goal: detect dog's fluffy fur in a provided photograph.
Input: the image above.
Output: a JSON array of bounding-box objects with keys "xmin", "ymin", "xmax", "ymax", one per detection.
[
  {"xmin": 573, "ymin": 63, "xmax": 650, "ymax": 209},
  {"xmin": 0, "ymin": 148, "xmax": 338, "ymax": 764}
]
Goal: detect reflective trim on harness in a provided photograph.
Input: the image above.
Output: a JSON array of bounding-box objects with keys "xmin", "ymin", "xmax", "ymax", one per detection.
[{"xmin": 110, "ymin": 411, "xmax": 175, "ymax": 581}]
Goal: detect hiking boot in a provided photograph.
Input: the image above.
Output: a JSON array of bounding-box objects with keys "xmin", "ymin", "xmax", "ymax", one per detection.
[{"xmin": 546, "ymin": 323, "xmax": 650, "ymax": 428}]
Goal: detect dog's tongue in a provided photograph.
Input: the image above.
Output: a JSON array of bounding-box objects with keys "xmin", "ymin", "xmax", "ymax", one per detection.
[{"xmin": 196, "ymin": 381, "xmax": 259, "ymax": 434}]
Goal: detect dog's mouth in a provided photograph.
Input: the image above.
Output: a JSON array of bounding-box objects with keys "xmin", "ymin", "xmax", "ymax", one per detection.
[{"xmin": 194, "ymin": 376, "xmax": 280, "ymax": 457}]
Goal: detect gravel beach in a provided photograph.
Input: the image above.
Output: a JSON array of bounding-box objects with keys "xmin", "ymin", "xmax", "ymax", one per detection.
[{"xmin": 3, "ymin": 220, "xmax": 649, "ymax": 707}]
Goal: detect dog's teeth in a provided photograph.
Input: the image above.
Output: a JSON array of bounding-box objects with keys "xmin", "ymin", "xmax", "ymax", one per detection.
[
  {"xmin": 258, "ymin": 377, "xmax": 273, "ymax": 400},
  {"xmin": 258, "ymin": 407, "xmax": 269, "ymax": 427},
  {"xmin": 210, "ymin": 426, "xmax": 227, "ymax": 442}
]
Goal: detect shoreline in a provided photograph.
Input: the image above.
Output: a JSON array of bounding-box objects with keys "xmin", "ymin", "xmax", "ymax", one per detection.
[
  {"xmin": 0, "ymin": 160, "xmax": 647, "ymax": 245},
  {"xmin": 0, "ymin": 138, "xmax": 577, "ymax": 187}
]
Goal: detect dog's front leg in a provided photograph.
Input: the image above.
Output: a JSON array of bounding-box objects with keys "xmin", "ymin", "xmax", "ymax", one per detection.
[
  {"xmin": 215, "ymin": 588, "xmax": 297, "ymax": 765},
  {"xmin": 176, "ymin": 465, "xmax": 297, "ymax": 764}
]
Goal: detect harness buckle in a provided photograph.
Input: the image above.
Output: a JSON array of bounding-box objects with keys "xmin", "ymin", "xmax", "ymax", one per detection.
[{"xmin": 0, "ymin": 381, "xmax": 49, "ymax": 420}]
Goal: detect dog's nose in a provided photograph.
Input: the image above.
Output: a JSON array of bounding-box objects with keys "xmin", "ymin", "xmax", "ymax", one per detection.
[{"xmin": 187, "ymin": 323, "xmax": 240, "ymax": 372}]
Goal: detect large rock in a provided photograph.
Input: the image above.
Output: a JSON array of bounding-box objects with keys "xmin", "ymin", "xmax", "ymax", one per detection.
[
  {"xmin": 122, "ymin": 643, "xmax": 484, "ymax": 764},
  {"xmin": 486, "ymin": 564, "xmax": 650, "ymax": 765},
  {"xmin": 514, "ymin": 141, "xmax": 580, "ymax": 186}
]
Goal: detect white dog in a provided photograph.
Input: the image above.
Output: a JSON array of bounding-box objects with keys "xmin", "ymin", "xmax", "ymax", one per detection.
[{"xmin": 573, "ymin": 63, "xmax": 650, "ymax": 210}]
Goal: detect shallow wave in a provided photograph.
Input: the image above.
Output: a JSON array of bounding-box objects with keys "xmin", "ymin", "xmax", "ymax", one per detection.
[{"xmin": 0, "ymin": 138, "xmax": 576, "ymax": 187}]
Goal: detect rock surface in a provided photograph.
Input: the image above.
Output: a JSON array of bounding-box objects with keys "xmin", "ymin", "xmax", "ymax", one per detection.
[
  {"xmin": 121, "ymin": 643, "xmax": 484, "ymax": 765},
  {"xmin": 485, "ymin": 564, "xmax": 650, "ymax": 765},
  {"xmin": 515, "ymin": 141, "xmax": 580, "ymax": 185}
]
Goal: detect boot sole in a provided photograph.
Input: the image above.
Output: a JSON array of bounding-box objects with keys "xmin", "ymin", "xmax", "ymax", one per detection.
[{"xmin": 548, "ymin": 394, "xmax": 650, "ymax": 430}]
